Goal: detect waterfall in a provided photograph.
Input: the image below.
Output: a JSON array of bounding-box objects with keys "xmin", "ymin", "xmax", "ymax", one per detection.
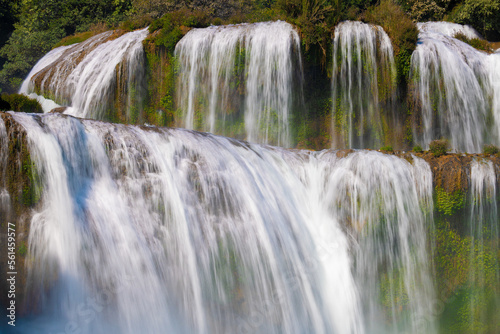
[
  {"xmin": 417, "ymin": 22, "xmax": 482, "ymax": 39},
  {"xmin": 19, "ymin": 28, "xmax": 148, "ymax": 121},
  {"xmin": 175, "ymin": 21, "xmax": 301, "ymax": 147},
  {"xmin": 331, "ymin": 21, "xmax": 396, "ymax": 149},
  {"xmin": 1, "ymin": 112, "xmax": 435, "ymax": 334},
  {"xmin": 489, "ymin": 52, "xmax": 500, "ymax": 138},
  {"xmin": 409, "ymin": 22, "xmax": 498, "ymax": 152},
  {"xmin": 468, "ymin": 160, "xmax": 499, "ymax": 329}
]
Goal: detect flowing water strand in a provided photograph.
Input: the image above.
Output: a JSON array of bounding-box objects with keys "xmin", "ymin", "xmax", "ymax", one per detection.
[
  {"xmin": 316, "ymin": 151, "xmax": 435, "ymax": 334},
  {"xmin": 19, "ymin": 29, "xmax": 148, "ymax": 121},
  {"xmin": 410, "ymin": 22, "xmax": 491, "ymax": 152},
  {"xmin": 331, "ymin": 21, "xmax": 396, "ymax": 149},
  {"xmin": 0, "ymin": 117, "xmax": 11, "ymax": 222},
  {"xmin": 8, "ymin": 112, "xmax": 436, "ymax": 334},
  {"xmin": 489, "ymin": 52, "xmax": 500, "ymax": 140},
  {"xmin": 19, "ymin": 45, "xmax": 72, "ymax": 112},
  {"xmin": 468, "ymin": 160, "xmax": 499, "ymax": 329},
  {"xmin": 175, "ymin": 21, "xmax": 301, "ymax": 147}
]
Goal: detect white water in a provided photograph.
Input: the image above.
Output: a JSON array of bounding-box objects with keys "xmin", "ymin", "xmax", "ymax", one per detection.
[
  {"xmin": 19, "ymin": 29, "xmax": 148, "ymax": 120},
  {"xmin": 1, "ymin": 112, "xmax": 435, "ymax": 334},
  {"xmin": 469, "ymin": 160, "xmax": 499, "ymax": 326},
  {"xmin": 331, "ymin": 21, "xmax": 396, "ymax": 149},
  {"xmin": 0, "ymin": 117, "xmax": 10, "ymax": 222},
  {"xmin": 410, "ymin": 22, "xmax": 500, "ymax": 152},
  {"xmin": 417, "ymin": 22, "xmax": 482, "ymax": 39},
  {"xmin": 175, "ymin": 21, "xmax": 301, "ymax": 147}
]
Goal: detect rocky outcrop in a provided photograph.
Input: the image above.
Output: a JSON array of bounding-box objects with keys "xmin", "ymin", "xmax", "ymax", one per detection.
[{"xmin": 0, "ymin": 112, "xmax": 37, "ymax": 315}]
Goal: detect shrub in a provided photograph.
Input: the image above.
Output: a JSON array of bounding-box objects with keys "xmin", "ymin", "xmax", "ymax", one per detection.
[
  {"xmin": 483, "ymin": 144, "xmax": 499, "ymax": 156},
  {"xmin": 398, "ymin": 0, "xmax": 451, "ymax": 21},
  {"xmin": 429, "ymin": 139, "xmax": 449, "ymax": 157},
  {"xmin": 453, "ymin": 32, "xmax": 492, "ymax": 52},
  {"xmin": 413, "ymin": 145, "xmax": 423, "ymax": 153},
  {"xmin": 452, "ymin": 0, "xmax": 500, "ymax": 41},
  {"xmin": 0, "ymin": 93, "xmax": 43, "ymax": 113},
  {"xmin": 55, "ymin": 22, "xmax": 110, "ymax": 47},
  {"xmin": 380, "ymin": 145, "xmax": 393, "ymax": 152},
  {"xmin": 148, "ymin": 9, "xmax": 211, "ymax": 53}
]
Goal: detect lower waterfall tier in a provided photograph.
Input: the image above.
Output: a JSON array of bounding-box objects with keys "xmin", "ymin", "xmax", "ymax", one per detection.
[{"xmin": 0, "ymin": 112, "xmax": 498, "ymax": 334}]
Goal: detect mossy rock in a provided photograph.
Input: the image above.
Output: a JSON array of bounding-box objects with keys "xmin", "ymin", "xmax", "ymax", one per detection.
[{"xmin": 0, "ymin": 94, "xmax": 43, "ymax": 113}]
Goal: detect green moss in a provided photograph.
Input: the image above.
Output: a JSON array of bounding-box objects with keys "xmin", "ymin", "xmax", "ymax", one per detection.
[
  {"xmin": 436, "ymin": 187, "xmax": 465, "ymax": 216},
  {"xmin": 142, "ymin": 44, "xmax": 179, "ymax": 127},
  {"xmin": 21, "ymin": 155, "xmax": 42, "ymax": 207},
  {"xmin": 434, "ymin": 220, "xmax": 500, "ymax": 333},
  {"xmin": 0, "ymin": 93, "xmax": 43, "ymax": 113},
  {"xmin": 380, "ymin": 145, "xmax": 393, "ymax": 152},
  {"xmin": 453, "ymin": 32, "xmax": 492, "ymax": 53},
  {"xmin": 380, "ymin": 268, "xmax": 410, "ymax": 317},
  {"xmin": 54, "ymin": 30, "xmax": 95, "ymax": 47},
  {"xmin": 412, "ymin": 145, "xmax": 423, "ymax": 153},
  {"xmin": 18, "ymin": 243, "xmax": 27, "ymax": 256},
  {"xmin": 483, "ymin": 144, "xmax": 499, "ymax": 156}
]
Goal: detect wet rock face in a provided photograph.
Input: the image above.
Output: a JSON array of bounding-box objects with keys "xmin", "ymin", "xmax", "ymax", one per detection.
[
  {"xmin": 420, "ymin": 153, "xmax": 473, "ymax": 194},
  {"xmin": 49, "ymin": 107, "xmax": 68, "ymax": 114},
  {"xmin": 0, "ymin": 112, "xmax": 35, "ymax": 315}
]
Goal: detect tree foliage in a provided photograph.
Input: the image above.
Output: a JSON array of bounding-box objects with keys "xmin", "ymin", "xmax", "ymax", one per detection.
[
  {"xmin": 453, "ymin": 0, "xmax": 500, "ymax": 40},
  {"xmin": 0, "ymin": 0, "xmax": 132, "ymax": 93},
  {"xmin": 398, "ymin": 0, "xmax": 452, "ymax": 21}
]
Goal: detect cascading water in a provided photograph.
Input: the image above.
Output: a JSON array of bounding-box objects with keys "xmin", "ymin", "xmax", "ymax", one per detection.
[
  {"xmin": 0, "ymin": 117, "xmax": 10, "ymax": 223},
  {"xmin": 19, "ymin": 28, "xmax": 148, "ymax": 121},
  {"xmin": 409, "ymin": 22, "xmax": 499, "ymax": 152},
  {"xmin": 467, "ymin": 160, "xmax": 499, "ymax": 330},
  {"xmin": 331, "ymin": 21, "xmax": 396, "ymax": 149},
  {"xmin": 1, "ymin": 112, "xmax": 436, "ymax": 334},
  {"xmin": 175, "ymin": 21, "xmax": 301, "ymax": 147}
]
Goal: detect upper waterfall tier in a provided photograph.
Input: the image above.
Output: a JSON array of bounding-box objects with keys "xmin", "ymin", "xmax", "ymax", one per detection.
[
  {"xmin": 15, "ymin": 20, "xmax": 500, "ymax": 153},
  {"xmin": 19, "ymin": 28, "xmax": 149, "ymax": 121},
  {"xmin": 331, "ymin": 21, "xmax": 397, "ymax": 149},
  {"xmin": 175, "ymin": 21, "xmax": 302, "ymax": 147},
  {"xmin": 410, "ymin": 22, "xmax": 500, "ymax": 152}
]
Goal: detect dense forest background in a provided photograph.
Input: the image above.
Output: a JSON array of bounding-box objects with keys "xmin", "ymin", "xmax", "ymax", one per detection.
[{"xmin": 0, "ymin": 0, "xmax": 499, "ymax": 94}]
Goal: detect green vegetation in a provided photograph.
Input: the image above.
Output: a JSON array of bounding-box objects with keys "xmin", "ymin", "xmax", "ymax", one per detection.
[
  {"xmin": 451, "ymin": 0, "xmax": 500, "ymax": 41},
  {"xmin": 436, "ymin": 187, "xmax": 465, "ymax": 216},
  {"xmin": 413, "ymin": 145, "xmax": 423, "ymax": 153},
  {"xmin": 0, "ymin": 93, "xmax": 42, "ymax": 113},
  {"xmin": 454, "ymin": 32, "xmax": 492, "ymax": 52},
  {"xmin": 434, "ymin": 219, "xmax": 500, "ymax": 333},
  {"xmin": 380, "ymin": 145, "xmax": 393, "ymax": 152},
  {"xmin": 430, "ymin": 139, "xmax": 449, "ymax": 157},
  {"xmin": 483, "ymin": 144, "xmax": 500, "ymax": 156},
  {"xmin": 398, "ymin": 0, "xmax": 454, "ymax": 21},
  {"xmin": 398, "ymin": 0, "xmax": 500, "ymax": 41},
  {"xmin": 0, "ymin": 0, "xmax": 132, "ymax": 93},
  {"xmin": 18, "ymin": 243, "xmax": 27, "ymax": 256}
]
